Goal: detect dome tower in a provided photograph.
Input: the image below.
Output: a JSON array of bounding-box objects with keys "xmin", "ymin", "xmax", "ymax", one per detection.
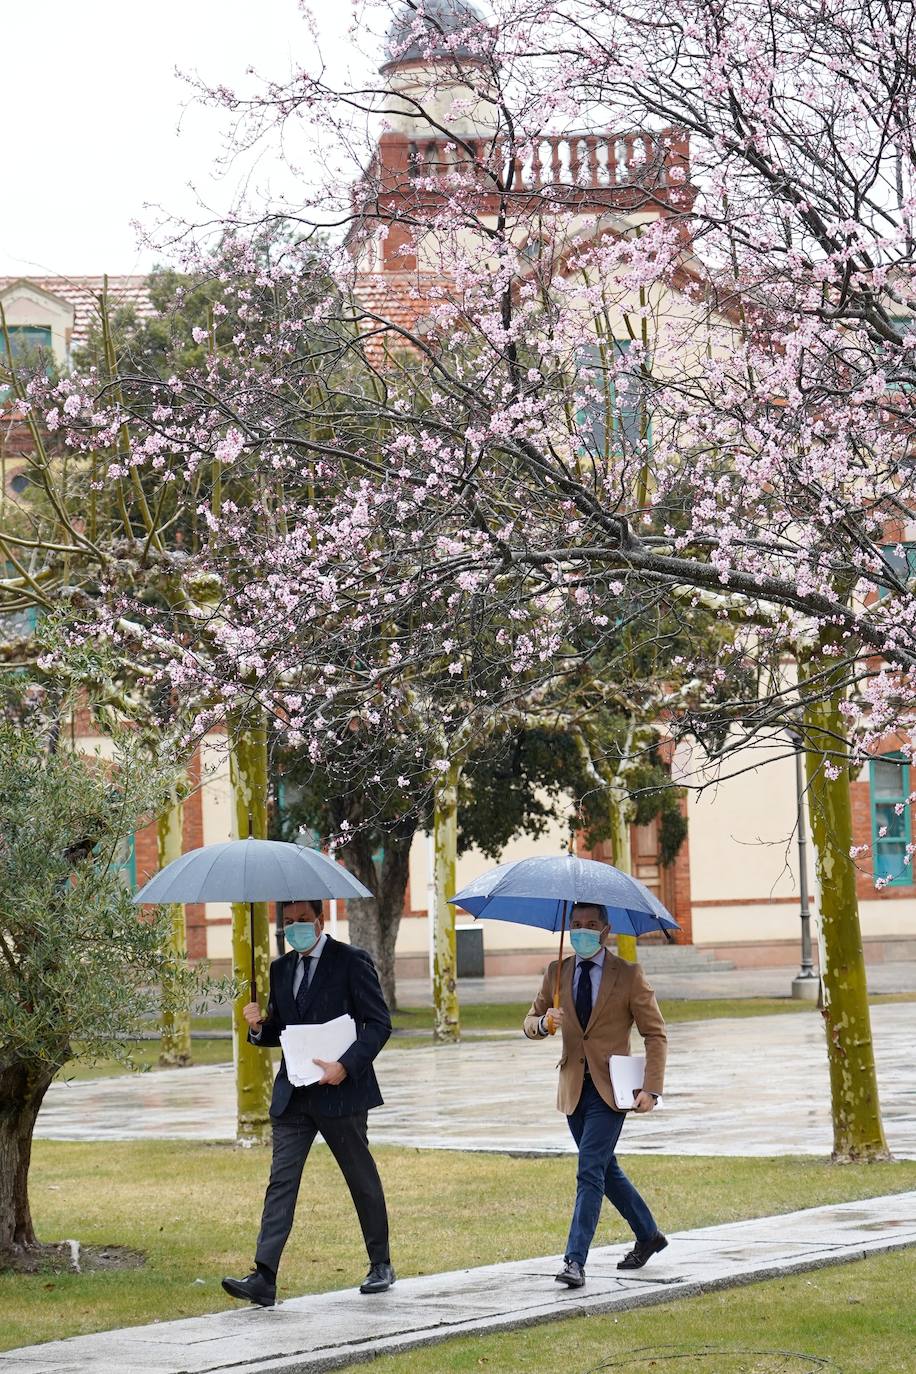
[
  {"xmin": 381, "ymin": 0, "xmax": 489, "ymax": 74},
  {"xmin": 378, "ymin": 0, "xmax": 494, "ymax": 139}
]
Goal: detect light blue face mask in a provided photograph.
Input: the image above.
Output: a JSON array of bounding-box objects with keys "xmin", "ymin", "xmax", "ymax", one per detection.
[
  {"xmin": 570, "ymin": 928, "xmax": 603, "ymax": 959},
  {"xmin": 285, "ymin": 921, "xmax": 319, "ymax": 953}
]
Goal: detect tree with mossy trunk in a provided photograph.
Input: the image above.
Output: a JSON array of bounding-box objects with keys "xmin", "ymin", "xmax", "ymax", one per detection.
[
  {"xmin": 800, "ymin": 633, "xmax": 890, "ymax": 1163},
  {"xmin": 0, "ymin": 700, "xmax": 210, "ymax": 1263}
]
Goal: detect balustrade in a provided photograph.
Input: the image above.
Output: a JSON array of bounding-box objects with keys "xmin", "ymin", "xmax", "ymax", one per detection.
[{"xmin": 404, "ymin": 130, "xmax": 682, "ymax": 191}]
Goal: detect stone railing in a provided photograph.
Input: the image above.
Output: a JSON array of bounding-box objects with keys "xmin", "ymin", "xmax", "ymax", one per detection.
[{"xmin": 404, "ymin": 129, "xmax": 687, "ymax": 193}]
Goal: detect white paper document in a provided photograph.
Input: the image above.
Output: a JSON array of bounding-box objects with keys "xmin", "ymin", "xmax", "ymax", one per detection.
[
  {"xmin": 281, "ymin": 1014, "xmax": 357, "ymax": 1087},
  {"xmin": 609, "ymin": 1053, "xmax": 661, "ymax": 1111}
]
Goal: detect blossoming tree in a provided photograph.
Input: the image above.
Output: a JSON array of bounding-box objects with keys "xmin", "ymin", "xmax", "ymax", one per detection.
[{"xmin": 164, "ymin": 0, "xmax": 916, "ymax": 1159}]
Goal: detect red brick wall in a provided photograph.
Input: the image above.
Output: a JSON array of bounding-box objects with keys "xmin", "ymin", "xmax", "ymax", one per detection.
[
  {"xmin": 669, "ymin": 794, "xmax": 693, "ymax": 944},
  {"xmin": 133, "ymin": 744, "xmax": 210, "ymax": 958},
  {"xmin": 382, "ymin": 222, "xmax": 417, "ymax": 272},
  {"xmin": 182, "ymin": 749, "xmax": 207, "ymax": 958},
  {"xmin": 134, "ymin": 818, "xmax": 158, "ymax": 887}
]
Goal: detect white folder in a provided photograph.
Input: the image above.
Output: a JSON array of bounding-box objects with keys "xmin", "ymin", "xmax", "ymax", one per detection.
[
  {"xmin": 609, "ymin": 1053, "xmax": 661, "ymax": 1111},
  {"xmin": 281, "ymin": 1014, "xmax": 357, "ymax": 1087}
]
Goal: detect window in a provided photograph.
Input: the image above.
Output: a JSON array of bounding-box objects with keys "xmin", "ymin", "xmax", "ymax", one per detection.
[
  {"xmin": 870, "ymin": 753, "xmax": 911, "ymax": 887},
  {"xmin": 877, "ymin": 543, "xmax": 916, "ymax": 598},
  {"xmin": 112, "ymin": 832, "xmax": 137, "ymax": 891},
  {"xmin": 577, "ymin": 339, "xmax": 650, "ymax": 457},
  {"xmin": 0, "ymin": 562, "xmax": 39, "ymax": 637},
  {"xmin": 1, "ymin": 324, "xmax": 52, "ymax": 363}
]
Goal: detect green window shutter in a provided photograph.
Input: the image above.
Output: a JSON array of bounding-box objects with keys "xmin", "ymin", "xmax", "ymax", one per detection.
[
  {"xmin": 111, "ymin": 832, "xmax": 138, "ymax": 891},
  {"xmin": 870, "ymin": 753, "xmax": 911, "ymax": 887},
  {"xmin": 877, "ymin": 543, "xmax": 916, "ymax": 599},
  {"xmin": 1, "ymin": 325, "xmax": 53, "ymax": 361}
]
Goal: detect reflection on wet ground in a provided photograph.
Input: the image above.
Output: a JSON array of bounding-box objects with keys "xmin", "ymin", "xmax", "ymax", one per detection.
[{"xmin": 38, "ymin": 1004, "xmax": 915, "ymax": 1158}]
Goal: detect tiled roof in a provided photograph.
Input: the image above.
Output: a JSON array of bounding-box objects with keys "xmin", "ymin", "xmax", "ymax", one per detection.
[
  {"xmin": 355, "ymin": 272, "xmax": 434, "ymax": 336},
  {"xmin": 0, "ymin": 275, "xmax": 154, "ymax": 350}
]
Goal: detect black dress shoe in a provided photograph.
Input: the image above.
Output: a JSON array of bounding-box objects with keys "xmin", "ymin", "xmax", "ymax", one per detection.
[
  {"xmin": 617, "ymin": 1232, "xmax": 668, "ymax": 1270},
  {"xmin": 221, "ymin": 1270, "xmax": 277, "ymax": 1306},
  {"xmin": 555, "ymin": 1259, "xmax": 585, "ymax": 1287},
  {"xmin": 360, "ymin": 1261, "xmax": 396, "ymax": 1294}
]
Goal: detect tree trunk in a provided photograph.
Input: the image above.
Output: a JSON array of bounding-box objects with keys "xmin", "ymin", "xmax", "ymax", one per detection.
[
  {"xmin": 346, "ymin": 897, "xmax": 400, "ymax": 1010},
  {"xmin": 610, "ymin": 791, "xmax": 638, "ymax": 964},
  {"xmin": 802, "ymin": 649, "xmax": 890, "ymax": 1162},
  {"xmin": 158, "ymin": 787, "xmax": 192, "ymax": 1067},
  {"xmin": 343, "ymin": 830, "xmax": 413, "ymax": 1010},
  {"xmin": 228, "ymin": 716, "xmax": 273, "ymax": 1145},
  {"xmin": 433, "ymin": 763, "xmax": 461, "ymax": 1042},
  {"xmin": 0, "ymin": 1059, "xmax": 56, "ymax": 1257}
]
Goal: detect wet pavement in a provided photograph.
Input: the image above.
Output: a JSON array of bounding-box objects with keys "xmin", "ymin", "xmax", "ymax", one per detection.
[
  {"xmin": 2, "ymin": 1191, "xmax": 914, "ymax": 1373},
  {"xmin": 37, "ymin": 1003, "xmax": 916, "ymax": 1158}
]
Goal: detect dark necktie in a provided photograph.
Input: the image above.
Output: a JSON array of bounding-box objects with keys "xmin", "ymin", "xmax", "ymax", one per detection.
[
  {"xmin": 575, "ymin": 960, "xmax": 594, "ymax": 1029},
  {"xmin": 295, "ymin": 957, "xmax": 313, "ymax": 1019}
]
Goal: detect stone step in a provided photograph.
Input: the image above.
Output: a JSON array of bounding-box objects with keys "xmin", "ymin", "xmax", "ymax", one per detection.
[{"xmin": 634, "ymin": 946, "xmax": 736, "ymax": 974}]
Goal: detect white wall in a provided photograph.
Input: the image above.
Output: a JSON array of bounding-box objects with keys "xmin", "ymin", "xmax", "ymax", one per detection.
[{"xmin": 0, "ymin": 281, "xmax": 73, "ymax": 365}]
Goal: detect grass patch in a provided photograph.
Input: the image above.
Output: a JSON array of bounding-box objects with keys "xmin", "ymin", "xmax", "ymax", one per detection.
[
  {"xmin": 55, "ymin": 1038, "xmax": 242, "ymax": 1082},
  {"xmin": 3, "ymin": 1143, "xmax": 916, "ymax": 1352},
  {"xmin": 343, "ymin": 1248, "xmax": 916, "ymax": 1374}
]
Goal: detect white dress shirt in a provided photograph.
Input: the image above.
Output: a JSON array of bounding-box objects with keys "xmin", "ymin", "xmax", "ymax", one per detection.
[{"xmin": 252, "ymin": 931, "xmax": 328, "ymax": 1040}]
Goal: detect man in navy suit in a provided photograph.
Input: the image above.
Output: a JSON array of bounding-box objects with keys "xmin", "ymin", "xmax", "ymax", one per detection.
[{"xmin": 221, "ymin": 899, "xmax": 394, "ymax": 1307}]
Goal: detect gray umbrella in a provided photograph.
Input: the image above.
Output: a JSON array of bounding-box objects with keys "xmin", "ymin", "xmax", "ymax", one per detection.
[{"xmin": 135, "ymin": 838, "xmax": 371, "ymax": 1000}]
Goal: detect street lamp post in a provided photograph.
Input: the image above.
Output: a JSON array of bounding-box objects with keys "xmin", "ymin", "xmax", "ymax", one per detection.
[{"xmin": 790, "ymin": 730, "xmax": 819, "ymax": 1000}]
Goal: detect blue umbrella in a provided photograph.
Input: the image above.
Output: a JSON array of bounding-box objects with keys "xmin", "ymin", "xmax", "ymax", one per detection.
[
  {"xmin": 135, "ymin": 838, "xmax": 371, "ymax": 1000},
  {"xmin": 450, "ymin": 852, "xmax": 679, "ymax": 1024}
]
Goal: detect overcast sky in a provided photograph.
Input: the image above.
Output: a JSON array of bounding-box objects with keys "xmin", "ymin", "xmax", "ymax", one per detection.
[{"xmin": 2, "ymin": 1, "xmax": 371, "ymax": 277}]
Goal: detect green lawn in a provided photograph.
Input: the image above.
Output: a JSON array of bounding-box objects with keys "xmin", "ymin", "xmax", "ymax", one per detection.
[
  {"xmin": 3, "ymin": 1143, "xmax": 915, "ymax": 1353},
  {"xmin": 343, "ymin": 1248, "xmax": 916, "ymax": 1374}
]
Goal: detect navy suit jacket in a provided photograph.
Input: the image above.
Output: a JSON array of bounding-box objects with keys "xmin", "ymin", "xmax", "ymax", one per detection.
[{"xmin": 248, "ymin": 936, "xmax": 392, "ymax": 1119}]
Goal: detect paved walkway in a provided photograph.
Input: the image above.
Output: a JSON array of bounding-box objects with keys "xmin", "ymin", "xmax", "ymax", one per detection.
[
  {"xmin": 3, "ymin": 1192, "xmax": 914, "ymax": 1374},
  {"xmin": 37, "ymin": 1004, "xmax": 916, "ymax": 1158}
]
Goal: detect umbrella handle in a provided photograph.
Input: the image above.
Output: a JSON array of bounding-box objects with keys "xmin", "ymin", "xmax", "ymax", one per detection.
[{"xmin": 249, "ymin": 901, "xmax": 257, "ymax": 1004}]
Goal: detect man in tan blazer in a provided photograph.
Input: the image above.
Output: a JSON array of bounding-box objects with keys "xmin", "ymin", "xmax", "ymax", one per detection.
[{"xmin": 524, "ymin": 902, "xmax": 668, "ymax": 1288}]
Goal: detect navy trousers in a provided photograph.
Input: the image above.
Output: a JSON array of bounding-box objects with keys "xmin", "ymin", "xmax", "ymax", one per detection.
[
  {"xmin": 564, "ymin": 1078, "xmax": 657, "ymax": 1266},
  {"xmin": 255, "ymin": 1089, "xmax": 389, "ymax": 1274}
]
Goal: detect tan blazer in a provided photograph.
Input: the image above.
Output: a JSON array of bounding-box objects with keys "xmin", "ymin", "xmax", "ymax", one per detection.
[{"xmin": 523, "ymin": 951, "xmax": 667, "ymax": 1114}]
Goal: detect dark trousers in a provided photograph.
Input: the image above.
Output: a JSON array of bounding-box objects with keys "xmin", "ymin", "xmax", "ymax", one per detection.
[
  {"xmin": 564, "ymin": 1078, "xmax": 657, "ymax": 1266},
  {"xmin": 255, "ymin": 1091, "xmax": 390, "ymax": 1274}
]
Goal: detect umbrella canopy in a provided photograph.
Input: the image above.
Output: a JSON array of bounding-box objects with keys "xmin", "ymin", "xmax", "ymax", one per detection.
[
  {"xmin": 450, "ymin": 853, "xmax": 679, "ymax": 937},
  {"xmin": 134, "ymin": 838, "xmax": 372, "ymax": 906}
]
